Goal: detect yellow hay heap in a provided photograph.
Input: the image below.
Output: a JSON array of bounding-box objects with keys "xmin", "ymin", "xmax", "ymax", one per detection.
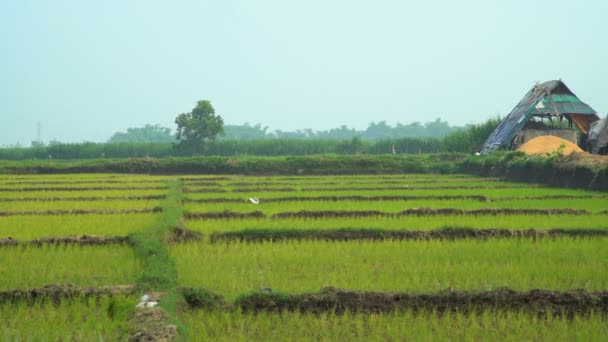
[{"xmin": 516, "ymin": 135, "xmax": 582, "ymax": 155}]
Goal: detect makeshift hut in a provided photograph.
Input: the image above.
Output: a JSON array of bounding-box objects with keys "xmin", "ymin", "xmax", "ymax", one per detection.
[
  {"xmin": 588, "ymin": 116, "xmax": 608, "ymax": 154},
  {"xmin": 480, "ymin": 80, "xmax": 599, "ymax": 154}
]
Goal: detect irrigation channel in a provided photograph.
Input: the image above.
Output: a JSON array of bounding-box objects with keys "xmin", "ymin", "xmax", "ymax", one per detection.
[{"xmin": 0, "ymin": 174, "xmax": 607, "ymax": 340}]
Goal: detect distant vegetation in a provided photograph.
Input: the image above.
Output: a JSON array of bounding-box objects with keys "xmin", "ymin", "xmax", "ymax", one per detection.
[
  {"xmin": 222, "ymin": 118, "xmax": 462, "ymax": 140},
  {"xmin": 113, "ymin": 118, "xmax": 475, "ymax": 142},
  {"xmin": 109, "ymin": 124, "xmax": 175, "ymax": 143},
  {"xmin": 0, "ymin": 119, "xmax": 499, "ymax": 160}
]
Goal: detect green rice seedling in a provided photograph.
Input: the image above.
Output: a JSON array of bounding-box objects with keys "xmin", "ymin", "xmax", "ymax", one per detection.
[
  {"xmin": 1, "ymin": 295, "xmax": 136, "ymax": 340},
  {"xmin": 1, "ymin": 173, "xmax": 168, "ymax": 180},
  {"xmin": 0, "ymin": 189, "xmax": 168, "ymax": 199},
  {"xmin": 0, "ymin": 180, "xmax": 168, "ymax": 188},
  {"xmin": 183, "ymin": 197, "xmax": 608, "ymax": 214},
  {"xmin": 181, "ymin": 310, "xmax": 608, "ymax": 341},
  {"xmin": 0, "ymin": 244, "xmax": 140, "ymax": 289},
  {"xmin": 171, "ymin": 238, "xmax": 608, "ymax": 300},
  {"xmin": 183, "ymin": 185, "xmax": 599, "ymax": 201},
  {"xmin": 0, "ymin": 213, "xmax": 161, "ymax": 240},
  {"xmin": 185, "ymin": 215, "xmax": 608, "ymax": 234},
  {"xmin": 0, "ymin": 199, "xmax": 163, "ymax": 211}
]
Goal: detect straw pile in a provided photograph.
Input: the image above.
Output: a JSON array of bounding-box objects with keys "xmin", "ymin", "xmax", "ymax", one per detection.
[{"xmin": 517, "ymin": 135, "xmax": 583, "ymax": 155}]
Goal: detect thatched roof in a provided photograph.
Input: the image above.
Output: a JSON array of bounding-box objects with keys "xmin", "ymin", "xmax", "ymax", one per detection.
[{"xmin": 480, "ymin": 80, "xmax": 598, "ymax": 154}]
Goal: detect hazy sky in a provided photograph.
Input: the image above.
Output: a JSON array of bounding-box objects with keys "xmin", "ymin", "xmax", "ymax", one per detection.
[{"xmin": 1, "ymin": 0, "xmax": 606, "ymax": 145}]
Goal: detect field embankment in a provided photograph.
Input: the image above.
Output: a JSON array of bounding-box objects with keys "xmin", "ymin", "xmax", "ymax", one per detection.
[{"xmin": 1, "ymin": 152, "xmax": 607, "ymax": 190}]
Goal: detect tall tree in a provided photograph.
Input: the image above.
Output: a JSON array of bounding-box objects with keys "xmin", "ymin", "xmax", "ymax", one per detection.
[{"xmin": 174, "ymin": 100, "xmax": 224, "ymax": 154}]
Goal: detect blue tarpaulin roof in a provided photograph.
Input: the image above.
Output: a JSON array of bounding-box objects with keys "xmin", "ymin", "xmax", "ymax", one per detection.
[{"xmin": 480, "ymin": 80, "xmax": 598, "ymax": 154}]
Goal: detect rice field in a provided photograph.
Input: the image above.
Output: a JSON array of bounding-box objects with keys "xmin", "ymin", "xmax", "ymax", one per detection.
[
  {"xmin": 0, "ymin": 172, "xmax": 606, "ymax": 339},
  {"xmin": 182, "ymin": 310, "xmax": 608, "ymax": 341},
  {"xmin": 0, "ymin": 295, "xmax": 135, "ymax": 340},
  {"xmin": 172, "ymin": 238, "xmax": 607, "ymax": 299},
  {"xmin": 0, "ymin": 244, "xmax": 139, "ymax": 289}
]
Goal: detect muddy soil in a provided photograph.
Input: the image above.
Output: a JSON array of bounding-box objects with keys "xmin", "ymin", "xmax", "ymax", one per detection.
[
  {"xmin": 236, "ymin": 287, "xmax": 608, "ymax": 317},
  {"xmin": 0, "ymin": 207, "xmax": 162, "ymax": 216},
  {"xmin": 224, "ymin": 179, "xmax": 500, "ymax": 187},
  {"xmin": 493, "ymin": 195, "xmax": 608, "ymax": 201},
  {"xmin": 210, "ymin": 228, "xmax": 608, "ymax": 243},
  {"xmin": 300, "ymin": 185, "xmax": 535, "ymax": 191},
  {"xmin": 180, "ymin": 177, "xmax": 232, "ymax": 181},
  {"xmin": 182, "ymin": 188, "xmax": 227, "ymax": 193},
  {"xmin": 3, "ymin": 180, "xmax": 165, "ymax": 185},
  {"xmin": 184, "ymin": 211, "xmax": 266, "ymax": 219},
  {"xmin": 232, "ymin": 187, "xmax": 296, "ymax": 192},
  {"xmin": 0, "ymin": 284, "xmax": 135, "ymax": 304},
  {"xmin": 271, "ymin": 208, "xmax": 590, "ymax": 219},
  {"xmin": 0, "ymin": 186, "xmax": 167, "ymax": 192},
  {"xmin": 184, "ymin": 195, "xmax": 490, "ymax": 203},
  {"xmin": 399, "ymin": 208, "xmax": 590, "ymax": 216},
  {"xmin": 183, "ymin": 181, "xmax": 221, "ymax": 187},
  {"xmin": 167, "ymin": 226, "xmax": 202, "ymax": 244},
  {"xmin": 0, "ymin": 235, "xmax": 129, "ymax": 247},
  {"xmin": 128, "ymin": 307, "xmax": 177, "ymax": 342},
  {"xmin": 0, "ymin": 195, "xmax": 166, "ymax": 202}
]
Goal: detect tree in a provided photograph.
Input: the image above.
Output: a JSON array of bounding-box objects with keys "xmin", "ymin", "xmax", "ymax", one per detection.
[{"xmin": 174, "ymin": 100, "xmax": 224, "ymax": 154}]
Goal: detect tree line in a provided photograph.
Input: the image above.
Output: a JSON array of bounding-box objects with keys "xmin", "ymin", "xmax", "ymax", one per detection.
[
  {"xmin": 0, "ymin": 100, "xmax": 499, "ymax": 159},
  {"xmin": 0, "ymin": 119, "xmax": 498, "ymax": 160},
  {"xmin": 107, "ymin": 120, "xmax": 466, "ymax": 143}
]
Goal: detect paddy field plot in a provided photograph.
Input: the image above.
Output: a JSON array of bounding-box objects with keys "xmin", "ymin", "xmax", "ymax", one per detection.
[
  {"xmin": 171, "ymin": 238, "xmax": 608, "ymax": 300},
  {"xmin": 0, "ymin": 244, "xmax": 139, "ymax": 289},
  {"xmin": 182, "ymin": 310, "xmax": 608, "ymax": 341},
  {"xmin": 1, "ymin": 295, "xmax": 135, "ymax": 340},
  {"xmin": 0, "ymin": 214, "xmax": 161, "ymax": 240},
  {"xmin": 1, "ymin": 172, "xmax": 607, "ymax": 339}
]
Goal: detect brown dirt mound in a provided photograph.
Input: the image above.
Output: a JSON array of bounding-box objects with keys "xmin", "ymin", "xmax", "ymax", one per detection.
[
  {"xmin": 271, "ymin": 208, "xmax": 589, "ymax": 219},
  {"xmin": 494, "ymin": 195, "xmax": 608, "ymax": 201},
  {"xmin": 517, "ymin": 135, "xmax": 583, "ymax": 155},
  {"xmin": 300, "ymin": 185, "xmax": 531, "ymax": 191},
  {"xmin": 184, "ymin": 195, "xmax": 490, "ymax": 204},
  {"xmin": 272, "ymin": 210, "xmax": 386, "ymax": 219},
  {"xmin": 0, "ymin": 207, "xmax": 162, "ymax": 216},
  {"xmin": 561, "ymin": 151, "xmax": 608, "ymax": 169},
  {"xmin": 0, "ymin": 186, "xmax": 167, "ymax": 192},
  {"xmin": 4, "ymin": 180, "xmax": 164, "ymax": 185},
  {"xmin": 129, "ymin": 307, "xmax": 177, "ymax": 342},
  {"xmin": 232, "ymin": 187, "xmax": 296, "ymax": 192},
  {"xmin": 0, "ymin": 284, "xmax": 135, "ymax": 304},
  {"xmin": 182, "ymin": 188, "xmax": 227, "ymax": 193},
  {"xmin": 180, "ymin": 177, "xmax": 232, "ymax": 181},
  {"xmin": 0, "ymin": 195, "xmax": 166, "ymax": 202},
  {"xmin": 185, "ymin": 211, "xmax": 266, "ymax": 220},
  {"xmin": 183, "ymin": 181, "xmax": 221, "ymax": 186},
  {"xmin": 0, "ymin": 235, "xmax": 129, "ymax": 247},
  {"xmin": 0, "ymin": 237, "xmax": 19, "ymax": 246},
  {"xmin": 399, "ymin": 208, "xmax": 589, "ymax": 216},
  {"xmin": 209, "ymin": 228, "xmax": 608, "ymax": 243},
  {"xmin": 236, "ymin": 287, "xmax": 608, "ymax": 317},
  {"xmin": 167, "ymin": 226, "xmax": 202, "ymax": 244},
  {"xmin": 225, "ymin": 179, "xmax": 500, "ymax": 187}
]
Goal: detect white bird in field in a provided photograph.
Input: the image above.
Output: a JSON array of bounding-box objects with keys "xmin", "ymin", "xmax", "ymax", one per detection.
[{"xmin": 249, "ymin": 197, "xmax": 260, "ymax": 204}]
